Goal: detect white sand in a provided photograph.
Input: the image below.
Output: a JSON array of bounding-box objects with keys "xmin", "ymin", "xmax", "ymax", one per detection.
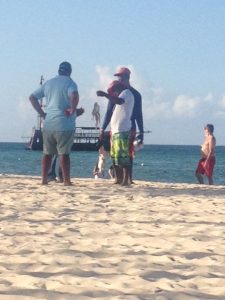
[{"xmin": 0, "ymin": 175, "xmax": 225, "ymax": 300}]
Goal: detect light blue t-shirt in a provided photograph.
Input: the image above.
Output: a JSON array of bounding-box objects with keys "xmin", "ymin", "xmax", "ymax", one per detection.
[{"xmin": 32, "ymin": 75, "xmax": 78, "ymax": 131}]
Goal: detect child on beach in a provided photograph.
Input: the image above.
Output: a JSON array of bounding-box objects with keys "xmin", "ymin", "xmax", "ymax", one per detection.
[{"xmin": 93, "ymin": 131, "xmax": 111, "ymax": 179}]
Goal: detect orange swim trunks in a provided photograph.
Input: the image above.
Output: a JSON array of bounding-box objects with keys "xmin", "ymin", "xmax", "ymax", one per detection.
[{"xmin": 195, "ymin": 156, "xmax": 216, "ymax": 177}]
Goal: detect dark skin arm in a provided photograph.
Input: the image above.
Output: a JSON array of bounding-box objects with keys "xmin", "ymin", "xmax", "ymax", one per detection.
[{"xmin": 96, "ymin": 90, "xmax": 124, "ymax": 105}]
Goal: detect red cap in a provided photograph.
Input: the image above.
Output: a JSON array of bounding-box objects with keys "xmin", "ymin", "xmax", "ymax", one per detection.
[{"xmin": 114, "ymin": 67, "xmax": 131, "ymax": 77}]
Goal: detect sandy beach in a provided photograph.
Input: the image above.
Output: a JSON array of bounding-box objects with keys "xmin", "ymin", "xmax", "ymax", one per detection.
[{"xmin": 0, "ymin": 176, "xmax": 225, "ymax": 300}]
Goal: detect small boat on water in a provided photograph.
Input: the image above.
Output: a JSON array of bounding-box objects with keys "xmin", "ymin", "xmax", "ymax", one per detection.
[{"xmin": 26, "ymin": 127, "xmax": 100, "ymax": 151}]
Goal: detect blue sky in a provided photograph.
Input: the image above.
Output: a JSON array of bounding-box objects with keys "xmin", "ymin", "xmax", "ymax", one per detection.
[{"xmin": 1, "ymin": 0, "xmax": 225, "ymax": 145}]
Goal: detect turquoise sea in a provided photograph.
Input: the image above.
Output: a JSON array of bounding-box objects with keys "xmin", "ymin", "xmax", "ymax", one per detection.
[{"xmin": 1, "ymin": 142, "xmax": 225, "ymax": 185}]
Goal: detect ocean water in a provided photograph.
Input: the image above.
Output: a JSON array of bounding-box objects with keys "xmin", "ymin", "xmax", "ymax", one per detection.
[{"xmin": 1, "ymin": 142, "xmax": 225, "ymax": 185}]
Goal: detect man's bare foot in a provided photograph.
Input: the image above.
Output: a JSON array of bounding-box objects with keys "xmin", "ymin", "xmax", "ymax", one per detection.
[
  {"xmin": 114, "ymin": 180, "xmax": 122, "ymax": 184},
  {"xmin": 64, "ymin": 181, "xmax": 73, "ymax": 186},
  {"xmin": 41, "ymin": 181, "xmax": 48, "ymax": 185},
  {"xmin": 121, "ymin": 181, "xmax": 129, "ymax": 186}
]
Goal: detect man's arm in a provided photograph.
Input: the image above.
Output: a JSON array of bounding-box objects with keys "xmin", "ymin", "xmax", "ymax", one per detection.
[
  {"xmin": 136, "ymin": 96, "xmax": 144, "ymax": 142},
  {"xmin": 67, "ymin": 91, "xmax": 79, "ymax": 115},
  {"xmin": 101, "ymin": 100, "xmax": 115, "ymax": 130},
  {"xmin": 97, "ymin": 100, "xmax": 115, "ymax": 141},
  {"xmin": 29, "ymin": 94, "xmax": 46, "ymax": 119},
  {"xmin": 131, "ymin": 90, "xmax": 144, "ymax": 142},
  {"xmin": 205, "ymin": 136, "xmax": 216, "ymax": 165},
  {"xmin": 96, "ymin": 90, "xmax": 124, "ymax": 105}
]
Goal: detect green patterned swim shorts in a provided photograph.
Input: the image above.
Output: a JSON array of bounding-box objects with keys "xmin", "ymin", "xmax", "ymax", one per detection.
[{"xmin": 110, "ymin": 131, "xmax": 131, "ymax": 167}]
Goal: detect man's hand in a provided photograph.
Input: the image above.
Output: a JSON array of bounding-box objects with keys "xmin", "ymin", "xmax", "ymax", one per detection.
[
  {"xmin": 40, "ymin": 112, "xmax": 47, "ymax": 119},
  {"xmin": 96, "ymin": 90, "xmax": 107, "ymax": 97},
  {"xmin": 204, "ymin": 160, "xmax": 209, "ymax": 168},
  {"xmin": 76, "ymin": 107, "xmax": 85, "ymax": 117},
  {"xmin": 64, "ymin": 108, "xmax": 73, "ymax": 117},
  {"xmin": 137, "ymin": 133, "xmax": 144, "ymax": 143}
]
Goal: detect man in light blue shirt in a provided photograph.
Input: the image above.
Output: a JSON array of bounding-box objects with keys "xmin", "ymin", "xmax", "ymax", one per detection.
[{"xmin": 29, "ymin": 61, "xmax": 79, "ymax": 185}]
